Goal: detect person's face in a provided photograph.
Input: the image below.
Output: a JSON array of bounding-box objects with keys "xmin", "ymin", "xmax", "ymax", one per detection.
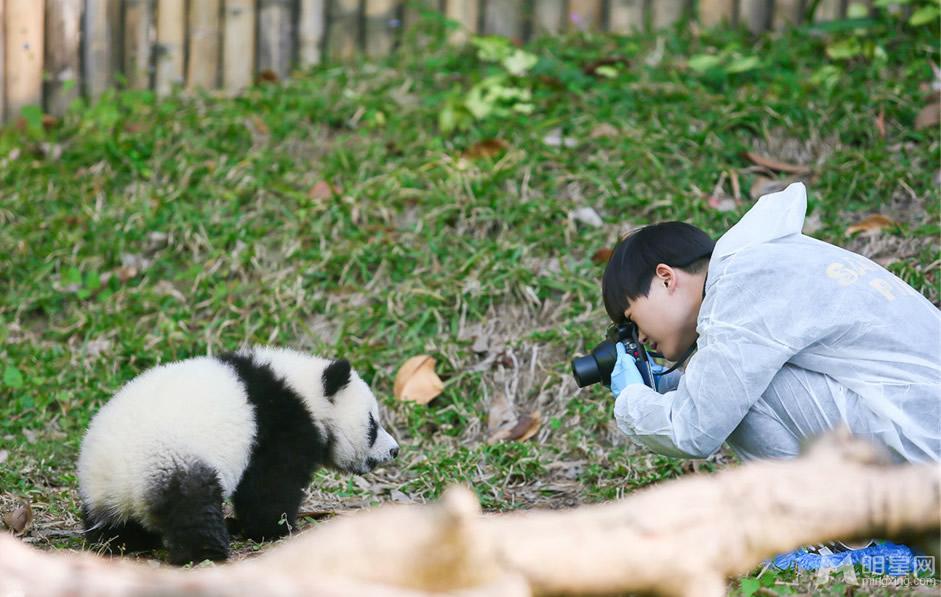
[{"xmin": 623, "ymin": 264, "xmax": 702, "ymax": 362}]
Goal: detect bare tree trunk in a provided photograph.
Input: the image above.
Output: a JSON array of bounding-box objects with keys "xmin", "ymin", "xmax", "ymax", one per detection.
[{"xmin": 1, "ymin": 431, "xmax": 938, "ymax": 597}]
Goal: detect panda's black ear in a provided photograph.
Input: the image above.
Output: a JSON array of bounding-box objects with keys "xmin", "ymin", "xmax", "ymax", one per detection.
[{"xmin": 322, "ymin": 359, "xmax": 352, "ymax": 400}]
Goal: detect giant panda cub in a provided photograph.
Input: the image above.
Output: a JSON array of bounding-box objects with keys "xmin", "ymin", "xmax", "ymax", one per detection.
[{"xmin": 77, "ymin": 346, "xmax": 398, "ymax": 565}]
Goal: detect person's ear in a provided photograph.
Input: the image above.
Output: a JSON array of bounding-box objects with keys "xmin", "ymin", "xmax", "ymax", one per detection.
[{"xmin": 654, "ymin": 264, "xmax": 675, "ymax": 291}]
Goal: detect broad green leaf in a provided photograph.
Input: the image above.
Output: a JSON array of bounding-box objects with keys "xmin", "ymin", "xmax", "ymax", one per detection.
[
  {"xmin": 438, "ymin": 105, "xmax": 457, "ymax": 133},
  {"xmin": 826, "ymin": 37, "xmax": 863, "ymax": 60},
  {"xmin": 740, "ymin": 577, "xmax": 761, "ymax": 597},
  {"xmin": 4, "ymin": 366, "xmax": 24, "ymax": 389},
  {"xmin": 471, "ymin": 36, "xmax": 512, "ymax": 62},
  {"xmin": 910, "ymin": 5, "xmax": 940, "ymax": 25},
  {"xmin": 810, "ymin": 64, "xmax": 843, "ymax": 88},
  {"xmin": 502, "ymin": 49, "xmax": 538, "ymax": 76},
  {"xmin": 20, "ymin": 105, "xmax": 44, "ymax": 138},
  {"xmin": 688, "ymin": 54, "xmax": 724, "ymax": 73},
  {"xmin": 726, "ymin": 55, "xmax": 761, "ymax": 74},
  {"xmin": 595, "ymin": 65, "xmax": 619, "ymax": 79}
]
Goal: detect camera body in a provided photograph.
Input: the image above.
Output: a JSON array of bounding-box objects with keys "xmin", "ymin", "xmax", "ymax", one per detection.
[{"xmin": 571, "ymin": 323, "xmax": 655, "ymax": 389}]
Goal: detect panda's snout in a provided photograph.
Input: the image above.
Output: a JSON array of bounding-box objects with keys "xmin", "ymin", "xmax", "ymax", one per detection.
[{"xmin": 389, "ymin": 446, "xmax": 399, "ymax": 459}]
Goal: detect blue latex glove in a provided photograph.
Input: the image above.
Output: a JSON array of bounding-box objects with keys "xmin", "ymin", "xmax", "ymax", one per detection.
[{"xmin": 610, "ymin": 342, "xmax": 645, "ymax": 398}]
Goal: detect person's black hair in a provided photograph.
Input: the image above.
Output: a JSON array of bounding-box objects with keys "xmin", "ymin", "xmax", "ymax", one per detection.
[{"xmin": 602, "ymin": 222, "xmax": 715, "ymax": 324}]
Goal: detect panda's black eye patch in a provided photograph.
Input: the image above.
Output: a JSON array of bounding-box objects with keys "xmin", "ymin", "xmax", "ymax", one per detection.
[{"xmin": 367, "ymin": 412, "xmax": 378, "ymax": 447}]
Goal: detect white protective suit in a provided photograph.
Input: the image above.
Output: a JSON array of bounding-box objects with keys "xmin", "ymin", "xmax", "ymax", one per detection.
[{"xmin": 614, "ymin": 183, "xmax": 941, "ymax": 463}]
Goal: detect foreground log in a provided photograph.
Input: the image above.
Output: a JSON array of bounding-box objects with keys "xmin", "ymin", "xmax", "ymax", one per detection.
[{"xmin": 1, "ymin": 430, "xmax": 938, "ymax": 597}]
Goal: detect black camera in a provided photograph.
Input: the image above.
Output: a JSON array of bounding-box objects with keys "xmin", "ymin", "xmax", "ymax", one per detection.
[{"xmin": 571, "ymin": 323, "xmax": 655, "ymax": 389}]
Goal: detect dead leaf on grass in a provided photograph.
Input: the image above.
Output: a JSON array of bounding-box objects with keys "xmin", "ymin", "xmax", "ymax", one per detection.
[
  {"xmin": 592, "ymin": 247, "xmax": 613, "ymax": 264},
  {"xmin": 845, "ymin": 214, "xmax": 896, "ymax": 236},
  {"xmin": 571, "ymin": 207, "xmax": 603, "ymax": 228},
  {"xmin": 915, "ymin": 102, "xmax": 941, "ymax": 131},
  {"xmin": 393, "ymin": 356, "xmax": 444, "ymax": 404},
  {"xmin": 743, "ymin": 152, "xmax": 811, "ymax": 175},
  {"xmin": 590, "ymin": 123, "xmax": 619, "ymax": 139},
  {"xmin": 2, "ymin": 502, "xmax": 33, "ymax": 536},
  {"xmin": 875, "ymin": 108, "xmax": 886, "ymax": 139},
  {"xmin": 308, "ymin": 180, "xmax": 338, "ymax": 201},
  {"xmin": 257, "ymin": 69, "xmax": 279, "ymax": 84},
  {"xmin": 489, "ymin": 412, "xmax": 542, "ymax": 444},
  {"xmin": 750, "ymin": 176, "xmax": 789, "ymax": 201},
  {"xmin": 462, "ymin": 139, "xmax": 509, "ymax": 159},
  {"xmin": 705, "ymin": 194, "xmax": 737, "ymax": 212}
]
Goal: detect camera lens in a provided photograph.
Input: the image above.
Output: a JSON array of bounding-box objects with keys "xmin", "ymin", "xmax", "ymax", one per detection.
[{"xmin": 571, "ymin": 339, "xmax": 619, "ymax": 388}]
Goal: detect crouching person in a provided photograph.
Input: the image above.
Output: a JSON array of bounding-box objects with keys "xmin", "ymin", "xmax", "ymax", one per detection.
[{"xmin": 600, "ymin": 182, "xmax": 940, "ymax": 465}]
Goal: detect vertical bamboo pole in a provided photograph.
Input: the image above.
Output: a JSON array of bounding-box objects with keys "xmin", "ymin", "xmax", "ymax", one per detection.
[
  {"xmin": 445, "ymin": 0, "xmax": 478, "ymax": 43},
  {"xmin": 298, "ymin": 0, "xmax": 326, "ymax": 66},
  {"xmin": 0, "ymin": 0, "xmax": 5, "ymax": 120},
  {"xmin": 568, "ymin": 0, "xmax": 603, "ymax": 31},
  {"xmin": 608, "ymin": 0, "xmax": 645, "ymax": 33},
  {"xmin": 187, "ymin": 0, "xmax": 221, "ymax": 89},
  {"xmin": 155, "ymin": 0, "xmax": 185, "ymax": 95},
  {"xmin": 327, "ymin": 0, "xmax": 360, "ymax": 61},
  {"xmin": 84, "ymin": 0, "xmax": 120, "ymax": 100},
  {"xmin": 739, "ymin": 0, "xmax": 771, "ymax": 32},
  {"xmin": 124, "ymin": 0, "xmax": 154, "ymax": 90},
  {"xmin": 652, "ymin": 0, "xmax": 687, "ymax": 29},
  {"xmin": 772, "ymin": 0, "xmax": 802, "ymax": 27},
  {"xmin": 45, "ymin": 0, "xmax": 81, "ymax": 115},
  {"xmin": 815, "ymin": 0, "xmax": 844, "ymax": 20},
  {"xmin": 5, "ymin": 0, "xmax": 43, "ymax": 118},
  {"xmin": 258, "ymin": 0, "xmax": 295, "ymax": 79},
  {"xmin": 483, "ymin": 0, "xmax": 521, "ymax": 40},
  {"xmin": 698, "ymin": 0, "xmax": 735, "ymax": 26},
  {"xmin": 223, "ymin": 0, "xmax": 255, "ymax": 94},
  {"xmin": 365, "ymin": 0, "xmax": 398, "ymax": 58},
  {"xmin": 532, "ymin": 0, "xmax": 564, "ymax": 35}
]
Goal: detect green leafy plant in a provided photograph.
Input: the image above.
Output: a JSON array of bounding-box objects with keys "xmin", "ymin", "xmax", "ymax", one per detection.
[{"xmin": 438, "ymin": 36, "xmax": 538, "ymax": 133}]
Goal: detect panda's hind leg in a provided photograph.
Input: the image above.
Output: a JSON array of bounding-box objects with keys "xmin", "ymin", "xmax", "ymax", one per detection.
[
  {"xmin": 82, "ymin": 505, "xmax": 162, "ymax": 554},
  {"xmin": 147, "ymin": 459, "xmax": 230, "ymax": 566}
]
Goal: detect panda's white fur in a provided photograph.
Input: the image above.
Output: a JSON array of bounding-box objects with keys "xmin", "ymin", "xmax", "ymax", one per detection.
[{"xmin": 77, "ymin": 346, "xmax": 398, "ymax": 565}]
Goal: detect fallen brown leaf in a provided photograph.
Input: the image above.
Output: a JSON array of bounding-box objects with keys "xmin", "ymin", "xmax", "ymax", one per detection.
[
  {"xmin": 706, "ymin": 195, "xmax": 737, "ymax": 212},
  {"xmin": 590, "ymin": 123, "xmax": 619, "ymax": 139},
  {"xmin": 124, "ymin": 121, "xmax": 146, "ymax": 134},
  {"xmin": 248, "ymin": 115, "xmax": 269, "ymax": 136},
  {"xmin": 257, "ymin": 69, "xmax": 279, "ymax": 83},
  {"xmin": 308, "ymin": 180, "xmax": 336, "ymax": 201},
  {"xmin": 2, "ymin": 502, "xmax": 33, "ymax": 536},
  {"xmin": 393, "ymin": 356, "xmax": 444, "ymax": 404},
  {"xmin": 914, "ymin": 102, "xmax": 940, "ymax": 131},
  {"xmin": 743, "ymin": 152, "xmax": 811, "ymax": 175},
  {"xmin": 845, "ymin": 214, "xmax": 896, "ymax": 236},
  {"xmin": 592, "ymin": 248, "xmax": 613, "ymax": 264},
  {"xmin": 875, "ymin": 108, "xmax": 886, "ymax": 139},
  {"xmin": 42, "ymin": 114, "xmax": 59, "ymax": 131},
  {"xmin": 489, "ymin": 412, "xmax": 542, "ymax": 443},
  {"xmin": 462, "ymin": 139, "xmax": 509, "ymax": 160},
  {"xmin": 749, "ymin": 176, "xmax": 786, "ymax": 201}
]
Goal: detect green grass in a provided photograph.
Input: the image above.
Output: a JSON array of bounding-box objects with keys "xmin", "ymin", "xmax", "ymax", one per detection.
[{"xmin": 1, "ymin": 11, "xmax": 938, "ymax": 594}]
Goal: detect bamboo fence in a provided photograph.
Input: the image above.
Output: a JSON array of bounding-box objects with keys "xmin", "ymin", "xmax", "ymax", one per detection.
[{"xmin": 0, "ymin": 0, "xmax": 874, "ymax": 122}]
